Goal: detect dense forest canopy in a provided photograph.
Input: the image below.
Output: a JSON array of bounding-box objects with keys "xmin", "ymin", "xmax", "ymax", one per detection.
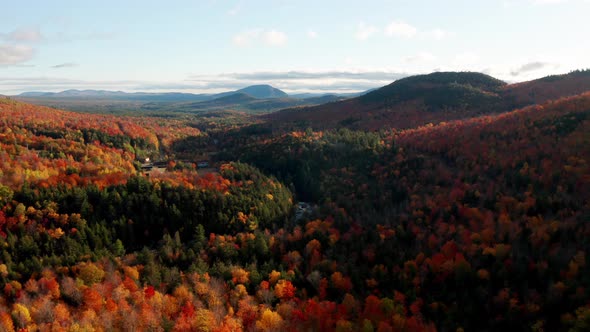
[{"xmin": 0, "ymin": 71, "xmax": 589, "ymax": 331}]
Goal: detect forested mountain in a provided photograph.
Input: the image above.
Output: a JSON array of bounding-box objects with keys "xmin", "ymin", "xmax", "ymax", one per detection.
[
  {"xmin": 234, "ymin": 85, "xmax": 289, "ymax": 99},
  {"xmin": 267, "ymin": 70, "xmax": 590, "ymax": 130}
]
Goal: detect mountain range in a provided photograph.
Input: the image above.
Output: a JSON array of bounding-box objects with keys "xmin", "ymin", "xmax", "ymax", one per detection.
[
  {"xmin": 13, "ymin": 70, "xmax": 590, "ymax": 121},
  {"xmin": 18, "ymin": 84, "xmax": 288, "ymax": 100},
  {"xmin": 14, "ymin": 84, "xmax": 369, "ymax": 114}
]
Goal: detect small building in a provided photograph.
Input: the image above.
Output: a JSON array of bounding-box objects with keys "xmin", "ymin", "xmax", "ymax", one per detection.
[{"xmin": 141, "ymin": 163, "xmax": 153, "ymax": 171}]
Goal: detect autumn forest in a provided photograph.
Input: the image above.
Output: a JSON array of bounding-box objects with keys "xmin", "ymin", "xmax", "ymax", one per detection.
[{"xmin": 0, "ymin": 70, "xmax": 589, "ymax": 332}]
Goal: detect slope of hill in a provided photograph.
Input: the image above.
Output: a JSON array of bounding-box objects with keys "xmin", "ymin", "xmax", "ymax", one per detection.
[
  {"xmin": 267, "ymin": 72, "xmax": 508, "ymax": 130},
  {"xmin": 359, "ymin": 71, "xmax": 505, "ymax": 107},
  {"xmin": 267, "ymin": 70, "xmax": 590, "ymax": 131},
  {"xmin": 501, "ymin": 69, "xmax": 590, "ymax": 106}
]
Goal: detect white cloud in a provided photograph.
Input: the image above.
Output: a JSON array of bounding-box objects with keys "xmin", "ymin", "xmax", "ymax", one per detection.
[
  {"xmin": 264, "ymin": 30, "xmax": 287, "ymax": 46},
  {"xmin": 355, "ymin": 21, "xmax": 449, "ymax": 41},
  {"xmin": 0, "ymin": 70, "xmax": 410, "ymax": 95},
  {"xmin": 0, "ymin": 44, "xmax": 34, "ymax": 65},
  {"xmin": 404, "ymin": 52, "xmax": 437, "ymax": 63},
  {"xmin": 384, "ymin": 21, "xmax": 417, "ymax": 38},
  {"xmin": 232, "ymin": 29, "xmax": 287, "ymax": 47},
  {"xmin": 232, "ymin": 29, "xmax": 259, "ymax": 47},
  {"xmin": 307, "ymin": 29, "xmax": 318, "ymax": 39},
  {"xmin": 355, "ymin": 22, "xmax": 379, "ymax": 41},
  {"xmin": 428, "ymin": 28, "xmax": 449, "ymax": 40},
  {"xmin": 184, "ymin": 70, "xmax": 410, "ymax": 93},
  {"xmin": 3, "ymin": 63, "xmax": 580, "ymax": 95},
  {"xmin": 2, "ymin": 27, "xmax": 43, "ymax": 42}
]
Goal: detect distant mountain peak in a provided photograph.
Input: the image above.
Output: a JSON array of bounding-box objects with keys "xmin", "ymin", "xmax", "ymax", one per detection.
[{"xmin": 236, "ymin": 85, "xmax": 288, "ymax": 99}]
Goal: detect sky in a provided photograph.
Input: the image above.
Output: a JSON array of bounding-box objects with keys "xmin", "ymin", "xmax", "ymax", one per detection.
[{"xmin": 1, "ymin": 0, "xmax": 589, "ymax": 95}]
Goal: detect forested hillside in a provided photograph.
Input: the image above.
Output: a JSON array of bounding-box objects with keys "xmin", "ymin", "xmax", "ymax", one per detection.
[
  {"xmin": 0, "ymin": 84, "xmax": 589, "ymax": 331},
  {"xmin": 226, "ymin": 92, "xmax": 590, "ymax": 330}
]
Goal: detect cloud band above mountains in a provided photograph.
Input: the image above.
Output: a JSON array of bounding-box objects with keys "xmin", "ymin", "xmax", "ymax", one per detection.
[
  {"xmin": 0, "ymin": 70, "xmax": 410, "ymax": 95},
  {"xmin": 180, "ymin": 70, "xmax": 409, "ymax": 93},
  {"xmin": 0, "ymin": 64, "xmax": 579, "ymax": 95}
]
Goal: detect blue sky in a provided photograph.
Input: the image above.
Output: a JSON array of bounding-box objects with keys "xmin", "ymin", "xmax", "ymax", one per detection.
[{"xmin": 1, "ymin": 0, "xmax": 589, "ymax": 94}]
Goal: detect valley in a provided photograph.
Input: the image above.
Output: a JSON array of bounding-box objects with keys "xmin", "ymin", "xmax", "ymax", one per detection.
[{"xmin": 0, "ymin": 70, "xmax": 589, "ymax": 331}]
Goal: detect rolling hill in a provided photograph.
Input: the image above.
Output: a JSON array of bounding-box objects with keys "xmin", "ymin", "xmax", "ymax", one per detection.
[
  {"xmin": 358, "ymin": 71, "xmax": 505, "ymax": 109},
  {"xmin": 266, "ymin": 70, "xmax": 590, "ymax": 130}
]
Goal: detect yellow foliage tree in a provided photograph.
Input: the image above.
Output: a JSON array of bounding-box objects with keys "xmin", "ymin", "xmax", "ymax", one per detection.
[
  {"xmin": 194, "ymin": 308, "xmax": 216, "ymax": 332},
  {"xmin": 255, "ymin": 309, "xmax": 283, "ymax": 332},
  {"xmin": 12, "ymin": 303, "xmax": 31, "ymax": 328}
]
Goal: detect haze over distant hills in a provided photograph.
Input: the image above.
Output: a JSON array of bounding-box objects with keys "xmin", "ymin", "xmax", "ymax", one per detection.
[
  {"xmin": 14, "ymin": 84, "xmax": 369, "ymax": 114},
  {"xmin": 16, "ymin": 84, "xmax": 351, "ymax": 102}
]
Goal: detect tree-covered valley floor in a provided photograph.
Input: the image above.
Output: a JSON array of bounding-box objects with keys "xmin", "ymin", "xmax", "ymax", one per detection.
[{"xmin": 0, "ymin": 90, "xmax": 589, "ymax": 331}]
